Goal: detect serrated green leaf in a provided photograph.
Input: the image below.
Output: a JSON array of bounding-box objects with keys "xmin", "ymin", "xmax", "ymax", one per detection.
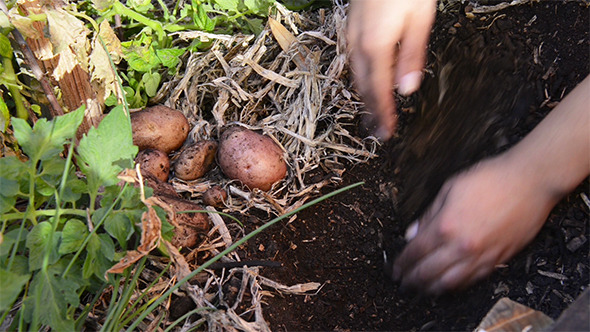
[
  {"xmin": 12, "ymin": 106, "xmax": 85, "ymax": 163},
  {"xmin": 0, "ymin": 268, "xmax": 30, "ymax": 312},
  {"xmin": 26, "ymin": 222, "xmax": 61, "ymax": 271},
  {"xmin": 104, "ymin": 212, "xmax": 133, "ymax": 247},
  {"xmin": 76, "ymin": 105, "xmax": 138, "ymax": 195},
  {"xmin": 24, "ymin": 269, "xmax": 78, "ymax": 331},
  {"xmin": 58, "ymin": 219, "xmax": 88, "ymax": 255}
]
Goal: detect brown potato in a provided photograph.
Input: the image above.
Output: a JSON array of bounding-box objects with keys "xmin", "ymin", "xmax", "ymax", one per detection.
[
  {"xmin": 202, "ymin": 186, "xmax": 228, "ymax": 207},
  {"xmin": 135, "ymin": 149, "xmax": 170, "ymax": 181},
  {"xmin": 217, "ymin": 126, "xmax": 287, "ymax": 191},
  {"xmin": 174, "ymin": 140, "xmax": 218, "ymax": 181},
  {"xmin": 131, "ymin": 105, "xmax": 189, "ymax": 153},
  {"xmin": 158, "ymin": 195, "xmax": 210, "ymax": 248}
]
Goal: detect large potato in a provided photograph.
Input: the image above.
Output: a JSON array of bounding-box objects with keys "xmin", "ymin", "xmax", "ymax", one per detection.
[
  {"xmin": 131, "ymin": 105, "xmax": 189, "ymax": 153},
  {"xmin": 174, "ymin": 141, "xmax": 218, "ymax": 181},
  {"xmin": 135, "ymin": 149, "xmax": 170, "ymax": 181},
  {"xmin": 217, "ymin": 126, "xmax": 287, "ymax": 191}
]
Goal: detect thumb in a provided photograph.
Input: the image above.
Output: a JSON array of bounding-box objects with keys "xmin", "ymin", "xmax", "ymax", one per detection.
[{"xmin": 395, "ymin": 6, "xmax": 436, "ymax": 95}]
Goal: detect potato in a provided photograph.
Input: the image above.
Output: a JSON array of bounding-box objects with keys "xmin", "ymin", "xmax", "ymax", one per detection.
[
  {"xmin": 174, "ymin": 141, "xmax": 218, "ymax": 181},
  {"xmin": 131, "ymin": 105, "xmax": 189, "ymax": 153},
  {"xmin": 135, "ymin": 149, "xmax": 170, "ymax": 181},
  {"xmin": 217, "ymin": 126, "xmax": 287, "ymax": 191},
  {"xmin": 158, "ymin": 195, "xmax": 210, "ymax": 248},
  {"xmin": 203, "ymin": 186, "xmax": 227, "ymax": 207}
]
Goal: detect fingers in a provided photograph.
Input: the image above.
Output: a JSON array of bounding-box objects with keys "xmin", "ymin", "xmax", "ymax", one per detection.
[
  {"xmin": 347, "ymin": 1, "xmax": 404, "ymax": 140},
  {"xmin": 395, "ymin": 2, "xmax": 437, "ymax": 95}
]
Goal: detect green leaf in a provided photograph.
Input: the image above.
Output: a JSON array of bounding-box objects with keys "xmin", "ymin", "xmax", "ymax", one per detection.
[
  {"xmin": 192, "ymin": 1, "xmax": 216, "ymax": 32},
  {"xmin": 127, "ymin": 0, "xmax": 154, "ymax": 13},
  {"xmin": 0, "ymin": 268, "xmax": 30, "ymax": 312},
  {"xmin": 0, "ymin": 94, "xmax": 10, "ymax": 132},
  {"xmin": 61, "ymin": 177, "xmax": 86, "ymax": 203},
  {"xmin": 244, "ymin": 0, "xmax": 274, "ymax": 15},
  {"xmin": 58, "ymin": 219, "xmax": 88, "ymax": 255},
  {"xmin": 92, "ymin": 0, "xmax": 115, "ymax": 11},
  {"xmin": 122, "ymin": 38, "xmax": 161, "ymax": 73},
  {"xmin": 76, "ymin": 105, "xmax": 138, "ymax": 195},
  {"xmin": 83, "ymin": 233, "xmax": 115, "ymax": 281},
  {"xmin": 142, "ymin": 71, "xmax": 161, "ymax": 97},
  {"xmin": 104, "ymin": 212, "xmax": 133, "ymax": 247},
  {"xmin": 0, "ymin": 33, "xmax": 12, "ymax": 58},
  {"xmin": 0, "ymin": 228, "xmax": 28, "ymax": 260},
  {"xmin": 156, "ymin": 48, "xmax": 185, "ymax": 69},
  {"xmin": 26, "ymin": 222, "xmax": 61, "ymax": 271},
  {"xmin": 213, "ymin": 0, "xmax": 239, "ymax": 12},
  {"xmin": 11, "ymin": 106, "xmax": 85, "ymax": 162},
  {"xmin": 24, "ymin": 269, "xmax": 78, "ymax": 331}
]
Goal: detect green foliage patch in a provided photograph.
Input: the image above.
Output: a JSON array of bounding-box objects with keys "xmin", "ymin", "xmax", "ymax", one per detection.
[{"xmin": 0, "ymin": 105, "xmax": 146, "ymax": 330}]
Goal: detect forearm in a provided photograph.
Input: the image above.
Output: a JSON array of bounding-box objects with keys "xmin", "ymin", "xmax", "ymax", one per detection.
[{"xmin": 506, "ymin": 75, "xmax": 590, "ymax": 198}]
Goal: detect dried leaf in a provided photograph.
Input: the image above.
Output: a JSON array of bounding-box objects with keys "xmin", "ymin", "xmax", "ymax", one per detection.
[
  {"xmin": 105, "ymin": 250, "xmax": 145, "ymax": 276},
  {"xmin": 89, "ymin": 34, "xmax": 120, "ymax": 103},
  {"xmin": 163, "ymin": 240, "xmax": 191, "ymax": 284},
  {"xmin": 46, "ymin": 9, "xmax": 90, "ymax": 69},
  {"xmin": 268, "ymin": 17, "xmax": 296, "ymax": 52},
  {"xmin": 268, "ymin": 17, "xmax": 309, "ymax": 70},
  {"xmin": 137, "ymin": 206, "xmax": 162, "ymax": 253},
  {"xmin": 475, "ymin": 297, "xmax": 554, "ymax": 332}
]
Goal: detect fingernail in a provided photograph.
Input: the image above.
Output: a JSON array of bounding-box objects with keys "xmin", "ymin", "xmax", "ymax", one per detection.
[
  {"xmin": 404, "ymin": 220, "xmax": 419, "ymax": 241},
  {"xmin": 398, "ymin": 71, "xmax": 422, "ymax": 96}
]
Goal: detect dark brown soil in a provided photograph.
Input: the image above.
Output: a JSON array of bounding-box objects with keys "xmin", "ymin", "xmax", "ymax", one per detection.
[{"xmin": 243, "ymin": 2, "xmax": 589, "ymax": 331}]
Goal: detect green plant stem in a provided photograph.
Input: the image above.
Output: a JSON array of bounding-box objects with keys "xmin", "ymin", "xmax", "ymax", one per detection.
[
  {"xmin": 101, "ymin": 257, "xmax": 146, "ymax": 332},
  {"xmin": 1, "ymin": 208, "xmax": 88, "ymax": 221},
  {"xmin": 118, "ymin": 261, "xmax": 171, "ymax": 327},
  {"xmin": 2, "ymin": 56, "xmax": 27, "ymax": 119},
  {"xmin": 126, "ymin": 182, "xmax": 364, "ymax": 331},
  {"xmin": 112, "ymin": 1, "xmax": 166, "ymax": 43},
  {"xmin": 6, "ymin": 205, "xmax": 29, "ymax": 271}
]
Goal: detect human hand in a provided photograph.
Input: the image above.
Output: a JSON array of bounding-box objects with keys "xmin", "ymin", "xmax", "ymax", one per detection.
[
  {"xmin": 347, "ymin": 0, "xmax": 436, "ymax": 140},
  {"xmin": 391, "ymin": 154, "xmax": 560, "ymax": 295}
]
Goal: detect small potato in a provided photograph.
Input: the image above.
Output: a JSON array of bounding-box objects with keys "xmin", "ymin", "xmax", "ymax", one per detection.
[
  {"xmin": 217, "ymin": 126, "xmax": 287, "ymax": 191},
  {"xmin": 135, "ymin": 149, "xmax": 170, "ymax": 181},
  {"xmin": 202, "ymin": 186, "xmax": 228, "ymax": 207},
  {"xmin": 131, "ymin": 105, "xmax": 189, "ymax": 153},
  {"xmin": 158, "ymin": 195, "xmax": 210, "ymax": 248},
  {"xmin": 174, "ymin": 141, "xmax": 218, "ymax": 181}
]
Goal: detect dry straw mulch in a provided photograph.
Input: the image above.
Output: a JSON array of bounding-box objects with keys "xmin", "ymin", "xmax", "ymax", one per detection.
[{"xmin": 157, "ymin": 1, "xmax": 378, "ymax": 217}]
